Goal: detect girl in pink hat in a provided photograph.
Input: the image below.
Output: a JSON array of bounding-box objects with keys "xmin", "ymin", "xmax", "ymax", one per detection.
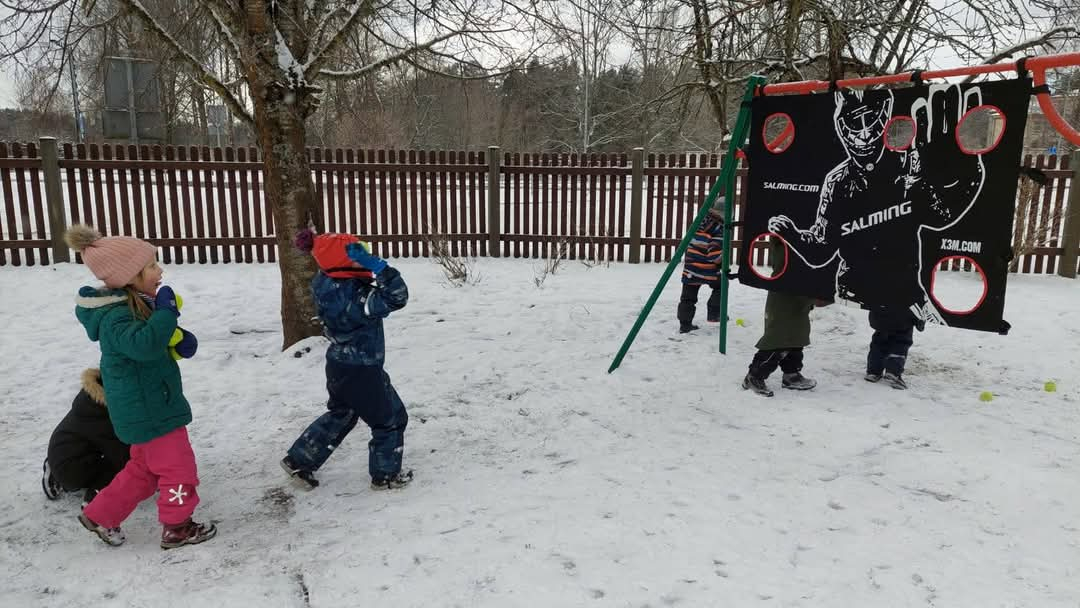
[{"xmin": 64, "ymin": 224, "xmax": 215, "ymax": 549}]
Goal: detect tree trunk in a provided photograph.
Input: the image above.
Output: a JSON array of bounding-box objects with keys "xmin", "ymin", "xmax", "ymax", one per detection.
[
  {"xmin": 251, "ymin": 85, "xmax": 324, "ymax": 349},
  {"xmin": 192, "ymin": 83, "xmax": 209, "ymax": 146}
]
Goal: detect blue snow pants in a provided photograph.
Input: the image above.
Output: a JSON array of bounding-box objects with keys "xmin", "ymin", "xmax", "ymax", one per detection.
[{"xmin": 287, "ymin": 360, "xmax": 408, "ymax": 482}]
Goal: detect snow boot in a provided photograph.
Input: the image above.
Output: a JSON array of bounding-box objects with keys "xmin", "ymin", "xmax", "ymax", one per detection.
[
  {"xmin": 82, "ymin": 488, "xmax": 98, "ymax": 509},
  {"xmin": 706, "ymin": 308, "xmax": 721, "ymax": 323},
  {"xmin": 42, "ymin": 459, "xmax": 63, "ymax": 500},
  {"xmin": 864, "ymin": 372, "xmax": 883, "ymax": 383},
  {"xmin": 741, "ymin": 374, "xmax": 774, "ymax": 397},
  {"xmin": 782, "ymin": 372, "xmax": 817, "ymax": 391},
  {"xmin": 77, "ymin": 512, "xmax": 125, "ymax": 546},
  {"xmin": 281, "ymin": 456, "xmax": 320, "ymax": 490},
  {"xmin": 882, "ymin": 371, "xmax": 907, "ymax": 390},
  {"xmin": 371, "ymin": 470, "xmax": 413, "ymax": 491},
  {"xmin": 679, "ymin": 323, "xmax": 700, "ymax": 334},
  {"xmin": 161, "ymin": 518, "xmax": 217, "ymax": 550}
]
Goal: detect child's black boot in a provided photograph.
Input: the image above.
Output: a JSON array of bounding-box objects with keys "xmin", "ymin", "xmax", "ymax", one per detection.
[
  {"xmin": 281, "ymin": 456, "xmax": 320, "ymax": 490},
  {"xmin": 742, "ymin": 374, "xmax": 774, "ymax": 397},
  {"xmin": 371, "ymin": 470, "xmax": 413, "ymax": 490},
  {"xmin": 782, "ymin": 372, "xmax": 817, "ymax": 391}
]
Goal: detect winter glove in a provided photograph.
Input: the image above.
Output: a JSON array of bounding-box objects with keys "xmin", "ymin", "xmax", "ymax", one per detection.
[
  {"xmin": 345, "ymin": 242, "xmax": 388, "ymax": 274},
  {"xmin": 168, "ymin": 328, "xmax": 198, "ymax": 360},
  {"xmin": 154, "ymin": 286, "xmax": 182, "ymax": 317}
]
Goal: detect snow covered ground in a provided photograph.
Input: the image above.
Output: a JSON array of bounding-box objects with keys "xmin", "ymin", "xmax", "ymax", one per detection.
[{"xmin": 1, "ymin": 258, "xmax": 1078, "ymax": 607}]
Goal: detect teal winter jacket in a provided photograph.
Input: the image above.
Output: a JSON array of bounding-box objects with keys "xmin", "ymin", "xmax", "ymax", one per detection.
[{"xmin": 74, "ymin": 286, "xmax": 192, "ymax": 444}]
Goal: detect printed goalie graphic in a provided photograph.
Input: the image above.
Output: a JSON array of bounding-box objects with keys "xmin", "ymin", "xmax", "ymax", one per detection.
[{"xmin": 737, "ymin": 79, "xmax": 1030, "ymax": 333}]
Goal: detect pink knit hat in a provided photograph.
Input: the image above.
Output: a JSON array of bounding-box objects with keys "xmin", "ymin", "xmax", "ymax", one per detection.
[{"xmin": 64, "ymin": 224, "xmax": 157, "ymax": 288}]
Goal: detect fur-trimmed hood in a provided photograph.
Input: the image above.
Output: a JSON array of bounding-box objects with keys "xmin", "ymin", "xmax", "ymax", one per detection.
[
  {"xmin": 75, "ymin": 285, "xmax": 127, "ymax": 309},
  {"xmin": 75, "ymin": 285, "xmax": 128, "ymax": 343},
  {"xmin": 80, "ymin": 368, "xmax": 106, "ymax": 407}
]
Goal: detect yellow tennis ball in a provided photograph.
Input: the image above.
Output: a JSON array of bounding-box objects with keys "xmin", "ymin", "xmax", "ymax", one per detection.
[
  {"xmin": 355, "ymin": 240, "xmax": 371, "ymax": 253},
  {"xmin": 735, "ymin": 318, "xmax": 745, "ymax": 327},
  {"xmin": 979, "ymin": 391, "xmax": 993, "ymax": 402},
  {"xmin": 1044, "ymin": 381, "xmax": 1057, "ymax": 393}
]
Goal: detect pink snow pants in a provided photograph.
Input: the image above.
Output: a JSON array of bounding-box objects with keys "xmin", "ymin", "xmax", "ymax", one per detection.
[{"xmin": 83, "ymin": 426, "xmax": 200, "ymax": 527}]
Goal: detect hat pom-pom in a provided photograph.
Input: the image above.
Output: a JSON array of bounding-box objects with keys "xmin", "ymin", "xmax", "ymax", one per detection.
[
  {"xmin": 293, "ymin": 228, "xmax": 316, "ymax": 253},
  {"xmin": 64, "ymin": 224, "xmax": 102, "ymax": 253}
]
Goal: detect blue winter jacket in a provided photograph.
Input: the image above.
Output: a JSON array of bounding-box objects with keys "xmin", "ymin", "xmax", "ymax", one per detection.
[{"xmin": 313, "ymin": 266, "xmax": 409, "ymax": 366}]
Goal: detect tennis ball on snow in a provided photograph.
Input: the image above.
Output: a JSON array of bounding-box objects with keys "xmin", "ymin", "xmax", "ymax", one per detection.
[
  {"xmin": 1044, "ymin": 381, "xmax": 1057, "ymax": 393},
  {"xmin": 735, "ymin": 318, "xmax": 745, "ymax": 327},
  {"xmin": 979, "ymin": 391, "xmax": 993, "ymax": 402}
]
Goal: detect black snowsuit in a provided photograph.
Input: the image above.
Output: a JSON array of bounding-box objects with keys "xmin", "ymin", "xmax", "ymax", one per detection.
[
  {"xmin": 866, "ymin": 305, "xmax": 921, "ymax": 376},
  {"xmin": 748, "ymin": 240, "xmax": 826, "ymax": 380},
  {"xmin": 46, "ymin": 369, "xmax": 129, "ymax": 492}
]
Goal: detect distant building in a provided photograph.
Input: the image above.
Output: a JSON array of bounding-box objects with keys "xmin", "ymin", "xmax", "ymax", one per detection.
[{"xmin": 1022, "ymin": 94, "xmax": 1079, "ymax": 158}]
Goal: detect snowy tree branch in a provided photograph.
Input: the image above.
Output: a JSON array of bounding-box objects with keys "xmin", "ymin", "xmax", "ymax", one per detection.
[
  {"xmin": 961, "ymin": 26, "xmax": 1079, "ymax": 83},
  {"xmin": 317, "ymin": 30, "xmax": 471, "ymax": 80},
  {"xmin": 206, "ymin": 3, "xmax": 245, "ymax": 65},
  {"xmin": 304, "ymin": 0, "xmax": 376, "ymax": 77},
  {"xmin": 116, "ymin": 0, "xmax": 253, "ymax": 124}
]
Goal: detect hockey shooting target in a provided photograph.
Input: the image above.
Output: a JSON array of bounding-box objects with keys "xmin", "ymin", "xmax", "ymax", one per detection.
[{"xmin": 738, "ymin": 79, "xmax": 1030, "ymax": 333}]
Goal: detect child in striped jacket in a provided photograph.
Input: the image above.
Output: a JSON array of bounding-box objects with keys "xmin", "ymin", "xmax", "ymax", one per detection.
[{"xmin": 677, "ymin": 206, "xmax": 725, "ymax": 333}]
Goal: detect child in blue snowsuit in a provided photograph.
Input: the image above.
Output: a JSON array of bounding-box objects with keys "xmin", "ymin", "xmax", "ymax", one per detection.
[
  {"xmin": 281, "ymin": 231, "xmax": 412, "ymax": 490},
  {"xmin": 678, "ymin": 207, "xmax": 725, "ymax": 333}
]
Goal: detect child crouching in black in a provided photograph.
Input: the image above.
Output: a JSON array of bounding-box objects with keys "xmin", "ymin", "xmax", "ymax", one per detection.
[{"xmin": 43, "ymin": 368, "xmax": 130, "ymax": 506}]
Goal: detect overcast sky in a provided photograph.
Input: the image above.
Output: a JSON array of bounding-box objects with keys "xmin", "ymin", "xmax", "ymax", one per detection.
[{"xmin": 0, "ymin": 0, "xmax": 1062, "ymax": 112}]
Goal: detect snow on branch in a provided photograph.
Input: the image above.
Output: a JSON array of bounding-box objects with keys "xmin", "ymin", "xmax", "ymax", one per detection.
[
  {"xmin": 960, "ymin": 26, "xmax": 1080, "ymax": 84},
  {"xmin": 704, "ymin": 53, "xmax": 878, "ymax": 75},
  {"xmin": 275, "ymin": 26, "xmax": 306, "ymax": 88},
  {"xmin": 206, "ymin": 4, "xmax": 244, "ymax": 65},
  {"xmin": 976, "ymin": 27, "xmax": 1079, "ymax": 68},
  {"xmin": 309, "ymin": 4, "xmax": 348, "ymax": 49},
  {"xmin": 118, "ymin": 0, "xmax": 253, "ymax": 124},
  {"xmin": 317, "ymin": 30, "xmax": 468, "ymax": 80},
  {"xmin": 303, "ymin": 1, "xmax": 373, "ymax": 77}
]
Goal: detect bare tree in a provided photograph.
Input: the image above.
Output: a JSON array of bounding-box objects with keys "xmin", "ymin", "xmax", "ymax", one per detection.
[
  {"xmin": 1, "ymin": 0, "xmax": 537, "ymax": 348},
  {"xmin": 604, "ymin": 0, "xmax": 1073, "ymax": 138},
  {"xmin": 541, "ymin": 0, "xmax": 622, "ymax": 152}
]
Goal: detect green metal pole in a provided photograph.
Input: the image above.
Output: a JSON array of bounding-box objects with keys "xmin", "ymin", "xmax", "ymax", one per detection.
[
  {"xmin": 608, "ymin": 75, "xmax": 763, "ymax": 373},
  {"xmin": 718, "ymin": 75, "xmax": 765, "ymax": 354}
]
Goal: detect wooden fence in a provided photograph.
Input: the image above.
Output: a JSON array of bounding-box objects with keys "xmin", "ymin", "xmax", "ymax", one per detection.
[{"xmin": 1, "ymin": 139, "xmax": 1078, "ymax": 277}]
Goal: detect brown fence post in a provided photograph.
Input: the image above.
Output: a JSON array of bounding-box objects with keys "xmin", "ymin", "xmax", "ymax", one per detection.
[
  {"xmin": 1059, "ymin": 159, "xmax": 1079, "ymax": 279},
  {"xmin": 487, "ymin": 146, "xmax": 501, "ymax": 257},
  {"xmin": 628, "ymin": 147, "xmax": 644, "ymax": 263},
  {"xmin": 39, "ymin": 137, "xmax": 70, "ymax": 264}
]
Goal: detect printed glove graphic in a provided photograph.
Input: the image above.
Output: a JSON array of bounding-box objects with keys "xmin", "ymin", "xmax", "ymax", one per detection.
[
  {"xmin": 345, "ymin": 242, "xmax": 388, "ymax": 274},
  {"xmin": 168, "ymin": 328, "xmax": 199, "ymax": 360},
  {"xmin": 154, "ymin": 286, "xmax": 182, "ymax": 317},
  {"xmin": 907, "ymin": 86, "xmax": 985, "ymax": 224}
]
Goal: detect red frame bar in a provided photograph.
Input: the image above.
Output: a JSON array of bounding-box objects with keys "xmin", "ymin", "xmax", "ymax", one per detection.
[{"xmin": 758, "ymin": 52, "xmax": 1080, "ymax": 146}]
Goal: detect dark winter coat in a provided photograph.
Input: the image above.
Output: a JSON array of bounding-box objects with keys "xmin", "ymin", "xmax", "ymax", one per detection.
[
  {"xmin": 47, "ymin": 369, "xmax": 130, "ymax": 491},
  {"xmin": 681, "ymin": 215, "xmax": 724, "ymax": 286},
  {"xmin": 74, "ymin": 286, "xmax": 192, "ymax": 445},
  {"xmin": 755, "ymin": 291, "xmax": 816, "ymax": 350},
  {"xmin": 314, "ymin": 266, "xmax": 410, "ymax": 366},
  {"xmin": 755, "ymin": 240, "xmax": 821, "ymax": 350}
]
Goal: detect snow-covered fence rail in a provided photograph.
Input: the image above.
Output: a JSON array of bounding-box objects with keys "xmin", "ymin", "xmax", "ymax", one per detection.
[{"xmin": 0, "ymin": 139, "xmax": 1077, "ymax": 277}]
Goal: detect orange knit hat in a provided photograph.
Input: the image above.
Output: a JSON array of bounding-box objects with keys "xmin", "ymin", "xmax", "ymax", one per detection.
[
  {"xmin": 64, "ymin": 224, "xmax": 157, "ymax": 288},
  {"xmin": 310, "ymin": 233, "xmax": 375, "ymax": 280}
]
